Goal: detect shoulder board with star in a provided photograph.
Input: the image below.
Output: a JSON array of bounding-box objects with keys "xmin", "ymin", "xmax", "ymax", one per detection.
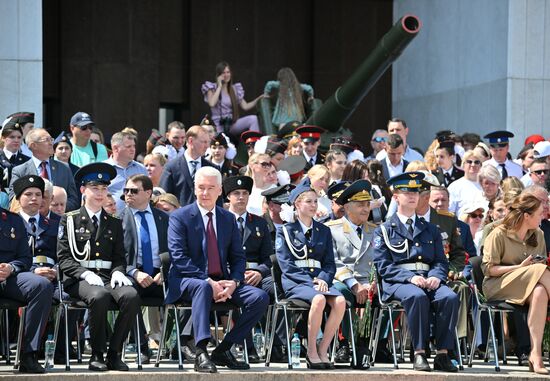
[
  {"xmin": 64, "ymin": 210, "xmax": 80, "ymax": 217},
  {"xmin": 436, "ymin": 210, "xmax": 455, "ymax": 217},
  {"xmin": 365, "ymin": 221, "xmax": 377, "ymax": 229},
  {"xmin": 325, "ymin": 218, "xmax": 343, "ymax": 227}
]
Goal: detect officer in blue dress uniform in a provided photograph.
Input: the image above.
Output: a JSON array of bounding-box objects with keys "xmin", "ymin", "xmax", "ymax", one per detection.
[
  {"xmin": 0, "ymin": 182, "xmax": 53, "ymax": 373},
  {"xmin": 372, "ymin": 172, "xmax": 459, "ymax": 372},
  {"xmin": 275, "ymin": 184, "xmax": 346, "ymax": 369},
  {"xmin": 13, "ymin": 175, "xmax": 79, "ymax": 363},
  {"xmin": 57, "ymin": 163, "xmax": 140, "ymax": 371}
]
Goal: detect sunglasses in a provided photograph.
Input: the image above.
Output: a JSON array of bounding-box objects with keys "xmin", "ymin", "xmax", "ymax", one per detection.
[
  {"xmin": 465, "ymin": 159, "xmax": 482, "ymax": 166},
  {"xmin": 79, "ymin": 125, "xmax": 91, "ymax": 131},
  {"xmin": 532, "ymin": 169, "xmax": 549, "ymax": 176},
  {"xmin": 372, "ymin": 137, "xmax": 387, "ymax": 143},
  {"xmin": 258, "ymin": 161, "xmax": 271, "ymax": 168},
  {"xmin": 469, "ymin": 213, "xmax": 483, "ymax": 219},
  {"xmin": 123, "ymin": 188, "xmax": 141, "ymax": 195}
]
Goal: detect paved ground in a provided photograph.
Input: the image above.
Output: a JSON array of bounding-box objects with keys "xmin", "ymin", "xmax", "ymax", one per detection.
[{"xmin": 1, "ymin": 356, "xmax": 548, "ymax": 380}]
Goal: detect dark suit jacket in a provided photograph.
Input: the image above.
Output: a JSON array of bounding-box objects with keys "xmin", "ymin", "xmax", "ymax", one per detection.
[
  {"xmin": 120, "ymin": 205, "xmax": 169, "ymax": 275},
  {"xmin": 303, "ymin": 153, "xmax": 324, "ymax": 172},
  {"xmin": 0, "ymin": 208, "xmax": 32, "ymax": 273},
  {"xmin": 57, "ymin": 207, "xmax": 127, "ymax": 287},
  {"xmin": 10, "ymin": 157, "xmax": 80, "ymax": 211},
  {"xmin": 381, "ymin": 158, "xmax": 409, "ymax": 181},
  {"xmin": 158, "ymin": 156, "xmax": 215, "ymax": 207},
  {"xmin": 241, "ymin": 213, "xmax": 273, "ymax": 278},
  {"xmin": 432, "ymin": 166, "xmax": 464, "ymax": 187},
  {"xmin": 428, "ymin": 208, "xmax": 466, "ymax": 272},
  {"xmin": 165, "ymin": 202, "xmax": 245, "ymax": 304},
  {"xmin": 0, "ymin": 150, "xmax": 30, "ymax": 190},
  {"xmin": 26, "ymin": 214, "xmax": 60, "ymax": 271}
]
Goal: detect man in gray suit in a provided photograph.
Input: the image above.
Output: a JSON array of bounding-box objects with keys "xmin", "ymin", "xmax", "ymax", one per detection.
[
  {"xmin": 326, "ymin": 179, "xmax": 378, "ymax": 366},
  {"xmin": 9, "ymin": 129, "xmax": 80, "ymax": 211},
  {"xmin": 120, "ymin": 174, "xmax": 169, "ymax": 364}
]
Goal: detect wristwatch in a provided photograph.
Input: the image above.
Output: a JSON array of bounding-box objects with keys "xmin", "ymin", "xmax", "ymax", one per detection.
[{"xmin": 232, "ymin": 279, "xmax": 241, "ymax": 288}]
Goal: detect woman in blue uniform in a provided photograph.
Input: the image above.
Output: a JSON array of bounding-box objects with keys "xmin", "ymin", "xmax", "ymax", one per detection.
[{"xmin": 276, "ymin": 184, "xmax": 346, "ymax": 369}]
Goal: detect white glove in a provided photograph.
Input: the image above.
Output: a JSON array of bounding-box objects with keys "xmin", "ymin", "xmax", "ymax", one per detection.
[
  {"xmin": 279, "ymin": 203, "xmax": 295, "ymax": 223},
  {"xmin": 221, "ymin": 133, "xmax": 237, "ymax": 160},
  {"xmin": 82, "ymin": 271, "xmax": 104, "ymax": 287},
  {"xmin": 110, "ymin": 270, "xmax": 132, "ymax": 288}
]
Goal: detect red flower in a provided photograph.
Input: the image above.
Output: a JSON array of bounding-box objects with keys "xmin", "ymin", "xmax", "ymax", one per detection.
[
  {"xmin": 464, "ymin": 252, "xmax": 470, "ymax": 264},
  {"xmin": 1, "ymin": 212, "xmax": 6, "ymax": 221}
]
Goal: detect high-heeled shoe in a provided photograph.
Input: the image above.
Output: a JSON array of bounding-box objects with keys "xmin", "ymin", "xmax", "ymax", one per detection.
[
  {"xmin": 306, "ymin": 356, "xmax": 326, "ymax": 369},
  {"xmin": 528, "ymin": 359, "xmax": 549, "ymax": 375}
]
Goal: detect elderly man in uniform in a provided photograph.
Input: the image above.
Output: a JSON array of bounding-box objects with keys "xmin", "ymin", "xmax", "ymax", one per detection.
[
  {"xmin": 372, "ymin": 172, "xmax": 459, "ymax": 372},
  {"xmin": 261, "ymin": 184, "xmax": 292, "ymax": 244},
  {"xmin": 57, "ymin": 163, "xmax": 141, "ymax": 371},
  {"xmin": 13, "ymin": 175, "xmax": 78, "ymax": 364},
  {"xmin": 326, "ymin": 180, "xmax": 377, "ymax": 366},
  {"xmin": 0, "ymin": 177, "xmax": 53, "ymax": 373}
]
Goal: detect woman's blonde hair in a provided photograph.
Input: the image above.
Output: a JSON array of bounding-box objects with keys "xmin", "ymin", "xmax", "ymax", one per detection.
[
  {"xmin": 501, "ymin": 176, "xmax": 524, "ymax": 195},
  {"xmin": 424, "ymin": 139, "xmax": 439, "ymax": 171},
  {"xmin": 244, "ymin": 153, "xmax": 270, "ymax": 177},
  {"xmin": 285, "ymin": 136, "xmax": 302, "ymax": 156},
  {"xmin": 405, "ymin": 160, "xmax": 428, "ymax": 172},
  {"xmin": 307, "ymin": 164, "xmax": 330, "ymax": 181}
]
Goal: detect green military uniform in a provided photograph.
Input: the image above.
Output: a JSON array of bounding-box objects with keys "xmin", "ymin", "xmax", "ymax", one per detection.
[{"xmin": 428, "ymin": 207, "xmax": 469, "ymax": 338}]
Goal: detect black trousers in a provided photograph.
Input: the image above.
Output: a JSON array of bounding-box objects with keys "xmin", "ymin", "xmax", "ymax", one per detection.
[
  {"xmin": 66, "ymin": 280, "xmax": 140, "ymax": 354},
  {"xmin": 133, "ymin": 281, "xmax": 164, "ymax": 346}
]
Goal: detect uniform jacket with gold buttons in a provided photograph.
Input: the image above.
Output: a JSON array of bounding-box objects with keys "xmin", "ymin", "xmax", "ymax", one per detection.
[
  {"xmin": 372, "ymin": 213, "xmax": 448, "ymax": 301},
  {"xmin": 241, "ymin": 213, "xmax": 272, "ymax": 278},
  {"xmin": 0, "ymin": 208, "xmax": 32, "ymax": 273},
  {"xmin": 57, "ymin": 207, "xmax": 127, "ymax": 287}
]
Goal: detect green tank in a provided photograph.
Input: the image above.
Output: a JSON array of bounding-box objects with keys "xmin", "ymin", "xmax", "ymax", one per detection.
[{"xmin": 305, "ymin": 14, "xmax": 422, "ymax": 131}]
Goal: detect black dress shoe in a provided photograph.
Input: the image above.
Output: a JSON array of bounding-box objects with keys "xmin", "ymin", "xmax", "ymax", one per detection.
[
  {"xmin": 335, "ymin": 345, "xmax": 350, "ymax": 363},
  {"xmin": 517, "ymin": 352, "xmax": 529, "ymax": 366},
  {"xmin": 19, "ymin": 352, "xmax": 45, "ymax": 374},
  {"xmin": 194, "ymin": 352, "xmax": 217, "ymax": 373},
  {"xmin": 413, "ymin": 353, "xmax": 431, "ymax": 372},
  {"xmin": 182, "ymin": 344, "xmax": 197, "ymax": 361},
  {"xmin": 88, "ymin": 353, "xmax": 108, "ymax": 371},
  {"xmin": 306, "ymin": 356, "xmax": 326, "ymax": 369},
  {"xmin": 211, "ymin": 348, "xmax": 250, "ymax": 370},
  {"xmin": 106, "ymin": 352, "xmax": 129, "ymax": 371},
  {"xmin": 248, "ymin": 348, "xmax": 261, "ymax": 363},
  {"xmin": 433, "ymin": 353, "xmax": 458, "ymax": 372},
  {"xmin": 270, "ymin": 346, "xmax": 287, "ymax": 363}
]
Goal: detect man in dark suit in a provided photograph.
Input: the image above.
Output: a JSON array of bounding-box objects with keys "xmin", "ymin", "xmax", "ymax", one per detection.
[
  {"xmin": 0, "ymin": 117, "xmax": 30, "ymax": 190},
  {"xmin": 57, "ymin": 163, "xmax": 140, "ymax": 371},
  {"xmin": 159, "ymin": 125, "xmax": 215, "ymax": 207},
  {"xmin": 9, "ymin": 128, "xmax": 79, "ymax": 211},
  {"xmin": 380, "ymin": 134, "xmax": 409, "ymax": 181},
  {"xmin": 120, "ymin": 174, "xmax": 169, "ymax": 364},
  {"xmin": 165, "ymin": 167, "xmax": 269, "ymax": 373}
]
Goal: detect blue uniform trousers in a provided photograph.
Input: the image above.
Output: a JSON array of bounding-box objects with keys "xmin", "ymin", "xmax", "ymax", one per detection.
[
  {"xmin": 178, "ymin": 279, "xmax": 269, "ymax": 346},
  {"xmin": 0, "ymin": 272, "xmax": 53, "ymax": 353},
  {"xmin": 392, "ymin": 283, "xmax": 458, "ymax": 351}
]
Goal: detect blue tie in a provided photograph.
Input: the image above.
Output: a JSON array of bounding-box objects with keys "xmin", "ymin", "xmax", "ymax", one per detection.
[{"xmin": 137, "ymin": 211, "xmax": 154, "ymax": 275}]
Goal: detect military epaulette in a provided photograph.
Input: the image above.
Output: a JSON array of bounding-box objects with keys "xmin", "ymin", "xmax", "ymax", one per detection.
[
  {"xmin": 325, "ymin": 218, "xmax": 343, "ymax": 227},
  {"xmin": 64, "ymin": 210, "xmax": 80, "ymax": 217},
  {"xmin": 436, "ymin": 210, "xmax": 455, "ymax": 217},
  {"xmin": 2, "ymin": 209, "xmax": 18, "ymax": 216},
  {"xmin": 365, "ymin": 221, "xmax": 377, "ymax": 229}
]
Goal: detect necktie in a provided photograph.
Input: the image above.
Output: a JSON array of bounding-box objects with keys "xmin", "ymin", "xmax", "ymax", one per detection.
[
  {"xmin": 356, "ymin": 226, "xmax": 362, "ymax": 240},
  {"xmin": 406, "ymin": 218, "xmax": 414, "ymax": 236},
  {"xmin": 309, "ymin": 158, "xmax": 314, "ymax": 167},
  {"xmin": 444, "ymin": 172, "xmax": 452, "ymax": 186},
  {"xmin": 206, "ymin": 212, "xmax": 222, "ymax": 277},
  {"xmin": 40, "ymin": 161, "xmax": 49, "ymax": 180},
  {"xmin": 137, "ymin": 211, "xmax": 154, "ymax": 275},
  {"xmin": 304, "ymin": 228, "xmax": 312, "ymax": 241},
  {"xmin": 499, "ymin": 163, "xmax": 508, "ymax": 179},
  {"xmin": 190, "ymin": 160, "xmax": 198, "ymax": 178},
  {"xmin": 28, "ymin": 217, "xmax": 37, "ymax": 234},
  {"xmin": 9, "ymin": 154, "xmax": 17, "ymax": 165},
  {"xmin": 237, "ymin": 216, "xmax": 245, "ymax": 240},
  {"xmin": 92, "ymin": 215, "xmax": 99, "ymax": 231}
]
